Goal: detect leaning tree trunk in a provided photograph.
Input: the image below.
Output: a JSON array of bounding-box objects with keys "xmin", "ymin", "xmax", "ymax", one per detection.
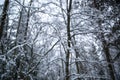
[
  {"xmin": 98, "ymin": 20, "xmax": 115, "ymax": 80},
  {"xmin": 93, "ymin": 0, "xmax": 115, "ymax": 80}
]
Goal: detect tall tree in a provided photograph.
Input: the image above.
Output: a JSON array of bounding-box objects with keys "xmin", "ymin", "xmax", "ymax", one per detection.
[
  {"xmin": 65, "ymin": 0, "xmax": 72, "ymax": 80},
  {"xmin": 93, "ymin": 0, "xmax": 116, "ymax": 79}
]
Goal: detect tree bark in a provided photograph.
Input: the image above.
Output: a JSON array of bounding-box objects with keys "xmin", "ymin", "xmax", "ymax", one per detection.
[
  {"xmin": 0, "ymin": 0, "xmax": 9, "ymax": 40},
  {"xmin": 65, "ymin": 0, "xmax": 72, "ymax": 80}
]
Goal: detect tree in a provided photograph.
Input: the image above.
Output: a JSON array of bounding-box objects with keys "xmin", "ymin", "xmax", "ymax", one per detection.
[
  {"xmin": 91, "ymin": 0, "xmax": 120, "ymax": 79},
  {"xmin": 65, "ymin": 0, "xmax": 72, "ymax": 80},
  {"xmin": 0, "ymin": 0, "xmax": 9, "ymax": 40},
  {"xmin": 0, "ymin": 0, "xmax": 119, "ymax": 80},
  {"xmin": 0, "ymin": 0, "xmax": 9, "ymax": 79}
]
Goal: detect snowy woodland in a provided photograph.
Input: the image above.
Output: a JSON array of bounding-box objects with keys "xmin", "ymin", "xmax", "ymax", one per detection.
[{"xmin": 0, "ymin": 0, "xmax": 120, "ymax": 80}]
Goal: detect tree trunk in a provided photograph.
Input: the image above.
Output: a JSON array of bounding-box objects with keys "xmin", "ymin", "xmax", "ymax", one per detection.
[
  {"xmin": 102, "ymin": 39, "xmax": 115, "ymax": 80},
  {"xmin": 93, "ymin": 0, "xmax": 116, "ymax": 80},
  {"xmin": 0, "ymin": 0, "xmax": 9, "ymax": 40},
  {"xmin": 71, "ymin": 36, "xmax": 80, "ymax": 74},
  {"xmin": 65, "ymin": 0, "xmax": 72, "ymax": 80},
  {"xmin": 24, "ymin": 0, "xmax": 33, "ymax": 40}
]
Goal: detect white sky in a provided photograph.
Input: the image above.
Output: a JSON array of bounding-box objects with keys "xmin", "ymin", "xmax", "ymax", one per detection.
[{"xmin": 0, "ymin": 0, "xmax": 4, "ymax": 5}]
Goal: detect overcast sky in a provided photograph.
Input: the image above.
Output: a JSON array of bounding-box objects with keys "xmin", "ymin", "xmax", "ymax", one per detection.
[{"xmin": 0, "ymin": 0, "xmax": 4, "ymax": 5}]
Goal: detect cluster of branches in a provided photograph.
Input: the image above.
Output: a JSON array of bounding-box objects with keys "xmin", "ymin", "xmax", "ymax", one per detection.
[{"xmin": 0, "ymin": 0, "xmax": 119, "ymax": 80}]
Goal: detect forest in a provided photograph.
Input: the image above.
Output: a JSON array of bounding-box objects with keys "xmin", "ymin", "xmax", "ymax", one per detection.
[{"xmin": 0, "ymin": 0, "xmax": 120, "ymax": 80}]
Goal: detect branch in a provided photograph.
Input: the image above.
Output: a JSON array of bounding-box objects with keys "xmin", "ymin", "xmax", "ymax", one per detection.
[
  {"xmin": 27, "ymin": 39, "xmax": 60, "ymax": 75},
  {"xmin": 44, "ymin": 39, "xmax": 60, "ymax": 56},
  {"xmin": 7, "ymin": 43, "xmax": 27, "ymax": 54},
  {"xmin": 113, "ymin": 52, "xmax": 120, "ymax": 62}
]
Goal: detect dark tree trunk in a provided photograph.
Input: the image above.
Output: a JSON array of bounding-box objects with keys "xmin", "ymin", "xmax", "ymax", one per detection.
[
  {"xmin": 65, "ymin": 0, "xmax": 72, "ymax": 80},
  {"xmin": 0, "ymin": 0, "xmax": 9, "ymax": 40},
  {"xmin": 93, "ymin": 0, "xmax": 116, "ymax": 80},
  {"xmin": 24, "ymin": 0, "xmax": 33, "ymax": 40},
  {"xmin": 103, "ymin": 40, "xmax": 115, "ymax": 80}
]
